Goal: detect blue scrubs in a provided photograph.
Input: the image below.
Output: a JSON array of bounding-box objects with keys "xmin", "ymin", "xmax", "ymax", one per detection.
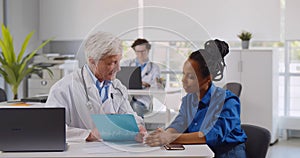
[{"xmin": 168, "ymin": 84, "xmax": 247, "ymax": 157}]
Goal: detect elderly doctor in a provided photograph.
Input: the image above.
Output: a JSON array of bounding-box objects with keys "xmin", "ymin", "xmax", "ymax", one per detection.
[
  {"xmin": 46, "ymin": 31, "xmax": 145, "ymax": 142},
  {"xmin": 121, "ymin": 38, "xmax": 160, "ymax": 117}
]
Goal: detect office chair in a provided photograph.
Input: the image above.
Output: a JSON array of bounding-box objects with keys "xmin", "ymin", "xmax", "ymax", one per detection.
[
  {"xmin": 242, "ymin": 124, "xmax": 271, "ymax": 158},
  {"xmin": 223, "ymin": 82, "xmax": 242, "ymax": 97},
  {"xmin": 0, "ymin": 88, "xmax": 7, "ymax": 102}
]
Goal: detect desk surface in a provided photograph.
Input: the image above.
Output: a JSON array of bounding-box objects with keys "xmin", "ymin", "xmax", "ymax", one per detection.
[
  {"xmin": 0, "ymin": 102, "xmax": 45, "ymax": 108},
  {"xmin": 127, "ymin": 87, "xmax": 182, "ymax": 95},
  {"xmin": 0, "ymin": 142, "xmax": 214, "ymax": 158}
]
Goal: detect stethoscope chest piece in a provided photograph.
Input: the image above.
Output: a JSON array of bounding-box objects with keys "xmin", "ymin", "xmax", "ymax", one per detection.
[{"xmin": 86, "ymin": 101, "xmax": 93, "ymax": 110}]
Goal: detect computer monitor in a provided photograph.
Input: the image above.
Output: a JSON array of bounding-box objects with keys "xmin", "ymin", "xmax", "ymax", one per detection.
[{"xmin": 116, "ymin": 66, "xmax": 142, "ymax": 89}]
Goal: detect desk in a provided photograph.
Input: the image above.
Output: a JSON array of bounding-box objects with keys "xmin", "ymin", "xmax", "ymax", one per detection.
[
  {"xmin": 128, "ymin": 88, "xmax": 183, "ymax": 126},
  {"xmin": 128, "ymin": 87, "xmax": 181, "ymax": 95},
  {"xmin": 127, "ymin": 87, "xmax": 181, "ymax": 106},
  {"xmin": 0, "ymin": 102, "xmax": 45, "ymax": 107},
  {"xmin": 0, "ymin": 142, "xmax": 214, "ymax": 157}
]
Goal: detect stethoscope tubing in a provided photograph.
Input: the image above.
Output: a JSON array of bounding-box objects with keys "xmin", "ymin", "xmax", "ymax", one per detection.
[
  {"xmin": 81, "ymin": 66, "xmax": 124, "ymax": 113},
  {"xmin": 81, "ymin": 66, "xmax": 90, "ymax": 103}
]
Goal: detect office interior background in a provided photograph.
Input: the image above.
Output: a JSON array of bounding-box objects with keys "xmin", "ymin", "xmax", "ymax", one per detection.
[{"xmin": 0, "ymin": 0, "xmax": 300, "ymax": 140}]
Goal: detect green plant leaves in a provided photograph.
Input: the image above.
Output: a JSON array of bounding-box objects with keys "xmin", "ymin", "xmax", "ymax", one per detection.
[
  {"xmin": 18, "ymin": 31, "xmax": 34, "ymax": 63},
  {"xmin": 1, "ymin": 25, "xmax": 15, "ymax": 64},
  {"xmin": 237, "ymin": 31, "xmax": 252, "ymax": 41},
  {"xmin": 0, "ymin": 24, "xmax": 53, "ymax": 99}
]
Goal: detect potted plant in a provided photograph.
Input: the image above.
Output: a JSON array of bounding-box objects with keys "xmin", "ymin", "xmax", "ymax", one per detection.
[
  {"xmin": 237, "ymin": 31, "xmax": 252, "ymax": 49},
  {"xmin": 0, "ymin": 24, "xmax": 53, "ymax": 99}
]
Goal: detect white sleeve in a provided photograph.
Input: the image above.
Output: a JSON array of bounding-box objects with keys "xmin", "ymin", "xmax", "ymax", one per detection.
[
  {"xmin": 152, "ymin": 63, "xmax": 161, "ymax": 79},
  {"xmin": 66, "ymin": 125, "xmax": 91, "ymax": 143},
  {"xmin": 46, "ymin": 81, "xmax": 91, "ymax": 143},
  {"xmin": 148, "ymin": 62, "xmax": 161, "ymax": 86}
]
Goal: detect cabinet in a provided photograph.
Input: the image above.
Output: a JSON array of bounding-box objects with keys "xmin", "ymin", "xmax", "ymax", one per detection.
[
  {"xmin": 27, "ymin": 55, "xmax": 79, "ymax": 97},
  {"xmin": 224, "ymin": 49, "xmax": 279, "ymax": 144},
  {"xmin": 28, "ymin": 79, "xmax": 60, "ymax": 97}
]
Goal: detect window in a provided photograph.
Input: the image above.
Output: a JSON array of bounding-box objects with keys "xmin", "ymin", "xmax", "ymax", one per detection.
[
  {"xmin": 285, "ymin": 41, "xmax": 300, "ymax": 116},
  {"xmin": 122, "ymin": 41, "xmax": 195, "ymax": 88}
]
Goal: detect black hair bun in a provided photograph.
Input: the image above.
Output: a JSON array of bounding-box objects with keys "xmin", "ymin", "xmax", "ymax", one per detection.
[{"xmin": 204, "ymin": 39, "xmax": 229, "ymax": 58}]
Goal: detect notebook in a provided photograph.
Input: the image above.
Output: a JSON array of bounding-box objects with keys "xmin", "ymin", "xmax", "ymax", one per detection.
[
  {"xmin": 91, "ymin": 114, "xmax": 139, "ymax": 141},
  {"xmin": 116, "ymin": 66, "xmax": 142, "ymax": 89},
  {"xmin": 0, "ymin": 108, "xmax": 66, "ymax": 152}
]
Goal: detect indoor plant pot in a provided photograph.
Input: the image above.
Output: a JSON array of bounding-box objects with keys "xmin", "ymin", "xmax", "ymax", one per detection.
[
  {"xmin": 241, "ymin": 40, "xmax": 250, "ymax": 49},
  {"xmin": 237, "ymin": 31, "xmax": 252, "ymax": 49}
]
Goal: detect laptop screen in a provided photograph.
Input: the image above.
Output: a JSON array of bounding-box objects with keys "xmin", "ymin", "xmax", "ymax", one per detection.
[
  {"xmin": 116, "ymin": 66, "xmax": 142, "ymax": 89},
  {"xmin": 0, "ymin": 108, "xmax": 66, "ymax": 152}
]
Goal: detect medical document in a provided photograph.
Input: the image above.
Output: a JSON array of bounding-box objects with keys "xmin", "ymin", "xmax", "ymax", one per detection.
[{"xmin": 91, "ymin": 114, "xmax": 139, "ymax": 141}]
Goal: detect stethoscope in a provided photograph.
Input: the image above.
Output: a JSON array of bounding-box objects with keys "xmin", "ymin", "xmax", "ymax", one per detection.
[
  {"xmin": 81, "ymin": 66, "xmax": 124, "ymax": 112},
  {"xmin": 130, "ymin": 60, "xmax": 153, "ymax": 77}
]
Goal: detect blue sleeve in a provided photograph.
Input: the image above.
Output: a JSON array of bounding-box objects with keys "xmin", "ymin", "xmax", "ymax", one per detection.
[
  {"xmin": 167, "ymin": 97, "xmax": 188, "ymax": 133},
  {"xmin": 205, "ymin": 94, "xmax": 243, "ymax": 146}
]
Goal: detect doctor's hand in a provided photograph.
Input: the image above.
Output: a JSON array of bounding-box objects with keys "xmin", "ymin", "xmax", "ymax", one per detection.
[
  {"xmin": 144, "ymin": 128, "xmax": 179, "ymax": 147},
  {"xmin": 86, "ymin": 128, "xmax": 101, "ymax": 142},
  {"xmin": 142, "ymin": 82, "xmax": 151, "ymax": 88},
  {"xmin": 135, "ymin": 125, "xmax": 147, "ymax": 143}
]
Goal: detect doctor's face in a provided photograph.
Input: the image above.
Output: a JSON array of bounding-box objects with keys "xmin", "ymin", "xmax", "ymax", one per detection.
[
  {"xmin": 134, "ymin": 44, "xmax": 149, "ymax": 63},
  {"xmin": 91, "ymin": 54, "xmax": 121, "ymax": 82}
]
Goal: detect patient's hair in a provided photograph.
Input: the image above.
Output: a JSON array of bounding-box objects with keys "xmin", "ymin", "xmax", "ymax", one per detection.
[
  {"xmin": 131, "ymin": 38, "xmax": 151, "ymax": 50},
  {"xmin": 189, "ymin": 39, "xmax": 229, "ymax": 81}
]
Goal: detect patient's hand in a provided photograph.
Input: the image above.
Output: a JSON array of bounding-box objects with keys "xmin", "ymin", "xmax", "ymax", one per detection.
[
  {"xmin": 144, "ymin": 128, "xmax": 178, "ymax": 146},
  {"xmin": 135, "ymin": 125, "xmax": 147, "ymax": 143}
]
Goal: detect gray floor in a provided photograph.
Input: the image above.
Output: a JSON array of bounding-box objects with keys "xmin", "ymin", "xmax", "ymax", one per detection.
[{"xmin": 267, "ymin": 138, "xmax": 300, "ymax": 158}]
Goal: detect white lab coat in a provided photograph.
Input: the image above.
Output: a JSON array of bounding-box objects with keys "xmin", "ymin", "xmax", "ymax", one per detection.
[
  {"xmin": 121, "ymin": 59, "xmax": 160, "ymax": 108},
  {"xmin": 45, "ymin": 66, "xmax": 144, "ymax": 142}
]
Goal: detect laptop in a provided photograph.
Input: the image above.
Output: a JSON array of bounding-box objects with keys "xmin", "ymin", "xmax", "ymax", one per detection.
[
  {"xmin": 91, "ymin": 114, "xmax": 139, "ymax": 141},
  {"xmin": 116, "ymin": 66, "xmax": 143, "ymax": 89},
  {"xmin": 0, "ymin": 108, "xmax": 66, "ymax": 152},
  {"xmin": 20, "ymin": 96, "xmax": 48, "ymax": 103}
]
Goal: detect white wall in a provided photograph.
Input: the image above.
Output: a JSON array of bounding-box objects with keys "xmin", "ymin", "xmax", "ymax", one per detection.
[
  {"xmin": 0, "ymin": 0, "xmax": 3, "ymax": 26},
  {"xmin": 285, "ymin": 0, "xmax": 300, "ymax": 40},
  {"xmin": 7, "ymin": 0, "xmax": 40, "ymax": 54},
  {"xmin": 39, "ymin": 0, "xmax": 139, "ymax": 40},
  {"xmin": 144, "ymin": 0, "xmax": 281, "ymax": 41},
  {"xmin": 39, "ymin": 0, "xmax": 281, "ymax": 42}
]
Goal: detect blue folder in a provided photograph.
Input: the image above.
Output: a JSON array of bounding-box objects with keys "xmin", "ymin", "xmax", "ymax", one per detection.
[{"xmin": 91, "ymin": 114, "xmax": 139, "ymax": 141}]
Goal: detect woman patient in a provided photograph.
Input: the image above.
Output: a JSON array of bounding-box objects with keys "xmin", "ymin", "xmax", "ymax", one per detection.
[{"xmin": 145, "ymin": 39, "xmax": 247, "ymax": 158}]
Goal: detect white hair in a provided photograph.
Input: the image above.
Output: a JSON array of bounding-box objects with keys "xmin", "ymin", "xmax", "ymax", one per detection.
[{"xmin": 84, "ymin": 31, "xmax": 122, "ymax": 64}]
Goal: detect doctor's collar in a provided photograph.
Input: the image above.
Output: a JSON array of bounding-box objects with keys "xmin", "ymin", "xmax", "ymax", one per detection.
[
  {"xmin": 135, "ymin": 58, "xmax": 149, "ymax": 67},
  {"xmin": 85, "ymin": 64, "xmax": 110, "ymax": 87},
  {"xmin": 85, "ymin": 64, "xmax": 98, "ymax": 85}
]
